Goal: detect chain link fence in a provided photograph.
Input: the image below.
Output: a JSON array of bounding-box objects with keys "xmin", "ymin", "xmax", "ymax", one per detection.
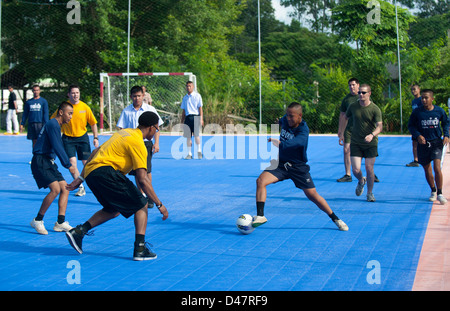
[{"xmin": 1, "ymin": 0, "xmax": 449, "ymax": 134}]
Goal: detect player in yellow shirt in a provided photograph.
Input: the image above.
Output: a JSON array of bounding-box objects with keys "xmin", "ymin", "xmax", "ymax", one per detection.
[
  {"xmin": 51, "ymin": 85, "xmax": 99, "ymax": 197},
  {"xmin": 65, "ymin": 111, "xmax": 168, "ymax": 261}
]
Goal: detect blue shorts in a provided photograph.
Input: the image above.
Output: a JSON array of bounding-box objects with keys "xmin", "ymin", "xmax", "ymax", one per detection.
[
  {"xmin": 266, "ymin": 162, "xmax": 315, "ymax": 190},
  {"xmin": 31, "ymin": 154, "xmax": 65, "ymax": 189}
]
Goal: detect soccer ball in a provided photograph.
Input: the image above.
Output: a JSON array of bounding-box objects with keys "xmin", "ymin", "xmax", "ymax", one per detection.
[{"xmin": 236, "ymin": 214, "xmax": 255, "ymax": 235}]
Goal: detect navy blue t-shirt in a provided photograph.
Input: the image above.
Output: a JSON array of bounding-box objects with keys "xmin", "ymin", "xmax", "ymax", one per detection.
[
  {"xmin": 278, "ymin": 116, "xmax": 309, "ymax": 165},
  {"xmin": 33, "ymin": 118, "xmax": 71, "ymax": 168},
  {"xmin": 408, "ymin": 105, "xmax": 450, "ymax": 141},
  {"xmin": 22, "ymin": 97, "xmax": 49, "ymax": 125}
]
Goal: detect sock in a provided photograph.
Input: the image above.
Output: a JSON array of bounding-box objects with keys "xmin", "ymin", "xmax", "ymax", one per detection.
[
  {"xmin": 431, "ymin": 186, "xmax": 437, "ymax": 193},
  {"xmin": 328, "ymin": 212, "xmax": 339, "ymax": 221},
  {"xmin": 197, "ymin": 144, "xmax": 202, "ymax": 152},
  {"xmin": 35, "ymin": 213, "xmax": 44, "ymax": 221},
  {"xmin": 81, "ymin": 221, "xmax": 92, "ymax": 232},
  {"xmin": 188, "ymin": 150, "xmax": 192, "ymax": 156},
  {"xmin": 57, "ymin": 215, "xmax": 65, "ymax": 224},
  {"xmin": 437, "ymin": 189, "xmax": 442, "ymax": 195},
  {"xmin": 135, "ymin": 234, "xmax": 145, "ymax": 247},
  {"xmin": 256, "ymin": 202, "xmax": 265, "ymax": 216}
]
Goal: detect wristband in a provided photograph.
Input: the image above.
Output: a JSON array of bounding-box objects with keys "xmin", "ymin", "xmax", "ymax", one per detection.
[
  {"xmin": 156, "ymin": 202, "xmax": 163, "ymax": 209},
  {"xmin": 77, "ymin": 175, "xmax": 85, "ymax": 182},
  {"xmin": 94, "ymin": 137, "xmax": 98, "ymax": 140}
]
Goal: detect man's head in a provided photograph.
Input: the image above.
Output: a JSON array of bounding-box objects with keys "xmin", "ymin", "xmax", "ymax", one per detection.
[
  {"xmin": 286, "ymin": 102, "xmax": 303, "ymax": 128},
  {"xmin": 130, "ymin": 85, "xmax": 144, "ymax": 107},
  {"xmin": 348, "ymin": 78, "xmax": 359, "ymax": 96},
  {"xmin": 138, "ymin": 111, "xmax": 160, "ymax": 140},
  {"xmin": 7, "ymin": 84, "xmax": 14, "ymax": 92},
  {"xmin": 67, "ymin": 85, "xmax": 80, "ymax": 104},
  {"xmin": 186, "ymin": 81, "xmax": 195, "ymax": 94},
  {"xmin": 32, "ymin": 85, "xmax": 41, "ymax": 98},
  {"xmin": 358, "ymin": 84, "xmax": 371, "ymax": 101},
  {"xmin": 411, "ymin": 83, "xmax": 420, "ymax": 98},
  {"xmin": 57, "ymin": 101, "xmax": 74, "ymax": 124},
  {"xmin": 421, "ymin": 89, "xmax": 434, "ymax": 109}
]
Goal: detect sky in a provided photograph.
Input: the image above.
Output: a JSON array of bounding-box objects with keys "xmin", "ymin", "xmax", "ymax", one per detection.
[{"xmin": 272, "ymin": 0, "xmax": 294, "ymax": 24}]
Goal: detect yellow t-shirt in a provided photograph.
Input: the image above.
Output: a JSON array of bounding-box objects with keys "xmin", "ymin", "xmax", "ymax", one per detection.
[
  {"xmin": 84, "ymin": 128, "xmax": 147, "ymax": 177},
  {"xmin": 51, "ymin": 101, "xmax": 97, "ymax": 137}
]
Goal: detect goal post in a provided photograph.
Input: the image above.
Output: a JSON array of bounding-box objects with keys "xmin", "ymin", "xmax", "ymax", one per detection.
[{"xmin": 99, "ymin": 72, "xmax": 197, "ymax": 133}]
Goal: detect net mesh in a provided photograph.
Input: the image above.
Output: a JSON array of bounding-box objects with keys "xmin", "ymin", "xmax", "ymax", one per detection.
[{"xmin": 101, "ymin": 73, "xmax": 195, "ymax": 132}]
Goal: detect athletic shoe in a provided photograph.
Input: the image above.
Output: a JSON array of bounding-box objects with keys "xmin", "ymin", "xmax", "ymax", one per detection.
[
  {"xmin": 406, "ymin": 161, "xmax": 420, "ymax": 167},
  {"xmin": 367, "ymin": 193, "xmax": 376, "ymax": 202},
  {"xmin": 334, "ymin": 219, "xmax": 349, "ymax": 231},
  {"xmin": 437, "ymin": 194, "xmax": 447, "ymax": 205},
  {"xmin": 54, "ymin": 221, "xmax": 72, "ymax": 232},
  {"xmin": 13, "ymin": 132, "xmax": 19, "ymax": 135},
  {"xmin": 66, "ymin": 225, "xmax": 87, "ymax": 254},
  {"xmin": 133, "ymin": 242, "xmax": 157, "ymax": 261},
  {"xmin": 30, "ymin": 218, "xmax": 48, "ymax": 235},
  {"xmin": 185, "ymin": 154, "xmax": 192, "ymax": 159},
  {"xmin": 75, "ymin": 185, "xmax": 86, "ymax": 197},
  {"xmin": 252, "ymin": 215, "xmax": 267, "ymax": 227},
  {"xmin": 4, "ymin": 133, "xmax": 12, "ymax": 135},
  {"xmin": 198, "ymin": 151, "xmax": 203, "ymax": 159},
  {"xmin": 337, "ymin": 175, "xmax": 352, "ymax": 182},
  {"xmin": 355, "ymin": 177, "xmax": 366, "ymax": 196},
  {"xmin": 374, "ymin": 175, "xmax": 380, "ymax": 183},
  {"xmin": 429, "ymin": 191, "xmax": 437, "ymax": 202}
]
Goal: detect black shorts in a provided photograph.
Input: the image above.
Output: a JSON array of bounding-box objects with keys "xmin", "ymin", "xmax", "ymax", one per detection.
[
  {"xmin": 86, "ymin": 166, "xmax": 147, "ymax": 219},
  {"xmin": 350, "ymin": 143, "xmax": 378, "ymax": 158},
  {"xmin": 266, "ymin": 162, "xmax": 315, "ymax": 190},
  {"xmin": 62, "ymin": 133, "xmax": 91, "ymax": 160},
  {"xmin": 417, "ymin": 138, "xmax": 443, "ymax": 166},
  {"xmin": 129, "ymin": 140, "xmax": 153, "ymax": 175},
  {"xmin": 183, "ymin": 114, "xmax": 201, "ymax": 137},
  {"xmin": 27, "ymin": 122, "xmax": 44, "ymax": 141},
  {"xmin": 31, "ymin": 154, "xmax": 65, "ymax": 189}
]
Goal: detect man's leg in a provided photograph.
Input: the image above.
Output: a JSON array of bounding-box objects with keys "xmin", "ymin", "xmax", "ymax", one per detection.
[
  {"xmin": 303, "ymin": 188, "xmax": 348, "ymax": 231},
  {"xmin": 433, "ymin": 159, "xmax": 447, "ymax": 204},
  {"xmin": 365, "ymin": 157, "xmax": 376, "ymax": 194},
  {"xmin": 351, "ymin": 156, "xmax": 366, "ymax": 196},
  {"xmin": 31, "ymin": 180, "xmax": 61, "ymax": 235},
  {"xmin": 253, "ymin": 171, "xmax": 279, "ymax": 226},
  {"xmin": 133, "ymin": 205, "xmax": 157, "ymax": 260}
]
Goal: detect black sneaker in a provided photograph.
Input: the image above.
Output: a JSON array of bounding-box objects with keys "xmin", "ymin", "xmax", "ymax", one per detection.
[
  {"xmin": 66, "ymin": 225, "xmax": 87, "ymax": 254},
  {"xmin": 406, "ymin": 161, "xmax": 420, "ymax": 167},
  {"xmin": 133, "ymin": 242, "xmax": 157, "ymax": 261},
  {"xmin": 337, "ymin": 174, "xmax": 352, "ymax": 182},
  {"xmin": 374, "ymin": 174, "xmax": 380, "ymax": 182}
]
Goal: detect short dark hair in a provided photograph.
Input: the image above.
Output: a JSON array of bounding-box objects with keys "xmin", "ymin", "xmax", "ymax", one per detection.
[
  {"xmin": 58, "ymin": 101, "xmax": 73, "ymax": 113},
  {"xmin": 348, "ymin": 78, "xmax": 359, "ymax": 84},
  {"xmin": 421, "ymin": 89, "xmax": 434, "ymax": 96},
  {"xmin": 287, "ymin": 102, "xmax": 302, "ymax": 112},
  {"xmin": 130, "ymin": 85, "xmax": 144, "ymax": 95},
  {"xmin": 138, "ymin": 111, "xmax": 159, "ymax": 127},
  {"xmin": 68, "ymin": 84, "xmax": 80, "ymax": 93}
]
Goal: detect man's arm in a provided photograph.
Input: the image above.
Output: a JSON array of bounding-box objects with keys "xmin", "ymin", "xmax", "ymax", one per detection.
[
  {"xmin": 135, "ymin": 168, "xmax": 168, "ymax": 220},
  {"xmin": 66, "ymin": 147, "xmax": 100, "ymax": 191},
  {"xmin": 338, "ymin": 112, "xmax": 348, "ymax": 145}
]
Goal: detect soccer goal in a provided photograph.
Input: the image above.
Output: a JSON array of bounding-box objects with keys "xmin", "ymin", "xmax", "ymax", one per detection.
[{"xmin": 99, "ymin": 72, "xmax": 196, "ymax": 133}]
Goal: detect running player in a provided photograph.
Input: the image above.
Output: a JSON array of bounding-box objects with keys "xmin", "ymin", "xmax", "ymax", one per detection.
[
  {"xmin": 252, "ymin": 102, "xmax": 348, "ymax": 231},
  {"xmin": 65, "ymin": 111, "xmax": 169, "ymax": 261}
]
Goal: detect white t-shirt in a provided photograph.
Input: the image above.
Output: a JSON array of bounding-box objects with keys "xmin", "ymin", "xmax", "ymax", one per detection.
[{"xmin": 180, "ymin": 91, "xmax": 203, "ymax": 116}]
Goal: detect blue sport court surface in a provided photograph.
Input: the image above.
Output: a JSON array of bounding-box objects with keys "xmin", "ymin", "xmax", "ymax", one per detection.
[{"xmin": 0, "ymin": 134, "xmax": 437, "ymax": 292}]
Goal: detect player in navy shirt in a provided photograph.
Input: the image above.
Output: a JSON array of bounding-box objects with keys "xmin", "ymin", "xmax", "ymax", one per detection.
[
  {"xmin": 252, "ymin": 102, "xmax": 348, "ymax": 231},
  {"xmin": 30, "ymin": 102, "xmax": 76, "ymax": 235},
  {"xmin": 406, "ymin": 83, "xmax": 423, "ymax": 167},
  {"xmin": 408, "ymin": 89, "xmax": 449, "ymax": 204},
  {"xmin": 21, "ymin": 85, "xmax": 49, "ymax": 147}
]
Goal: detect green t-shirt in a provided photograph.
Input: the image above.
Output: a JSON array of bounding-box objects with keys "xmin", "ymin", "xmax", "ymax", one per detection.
[
  {"xmin": 340, "ymin": 93, "xmax": 359, "ymax": 129},
  {"xmin": 346, "ymin": 101, "xmax": 382, "ymax": 146}
]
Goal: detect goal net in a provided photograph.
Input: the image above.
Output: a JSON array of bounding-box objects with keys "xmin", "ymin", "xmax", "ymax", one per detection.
[{"xmin": 99, "ymin": 72, "xmax": 196, "ymax": 133}]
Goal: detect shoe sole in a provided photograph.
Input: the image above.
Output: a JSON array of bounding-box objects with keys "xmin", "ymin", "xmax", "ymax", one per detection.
[
  {"xmin": 66, "ymin": 231, "xmax": 83, "ymax": 254},
  {"xmin": 252, "ymin": 221, "xmax": 267, "ymax": 228},
  {"xmin": 133, "ymin": 255, "xmax": 157, "ymax": 261}
]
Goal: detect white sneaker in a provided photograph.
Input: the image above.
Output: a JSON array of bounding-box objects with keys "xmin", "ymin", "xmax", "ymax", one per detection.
[
  {"xmin": 30, "ymin": 218, "xmax": 48, "ymax": 235},
  {"xmin": 429, "ymin": 192, "xmax": 437, "ymax": 202},
  {"xmin": 437, "ymin": 194, "xmax": 447, "ymax": 205},
  {"xmin": 334, "ymin": 219, "xmax": 349, "ymax": 231},
  {"xmin": 54, "ymin": 221, "xmax": 73, "ymax": 232},
  {"xmin": 252, "ymin": 215, "xmax": 267, "ymax": 228},
  {"xmin": 75, "ymin": 185, "xmax": 86, "ymax": 197}
]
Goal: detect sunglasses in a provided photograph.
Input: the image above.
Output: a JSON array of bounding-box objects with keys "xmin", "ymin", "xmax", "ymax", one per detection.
[
  {"xmin": 358, "ymin": 91, "xmax": 369, "ymax": 95},
  {"xmin": 152, "ymin": 125, "xmax": 159, "ymax": 133}
]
